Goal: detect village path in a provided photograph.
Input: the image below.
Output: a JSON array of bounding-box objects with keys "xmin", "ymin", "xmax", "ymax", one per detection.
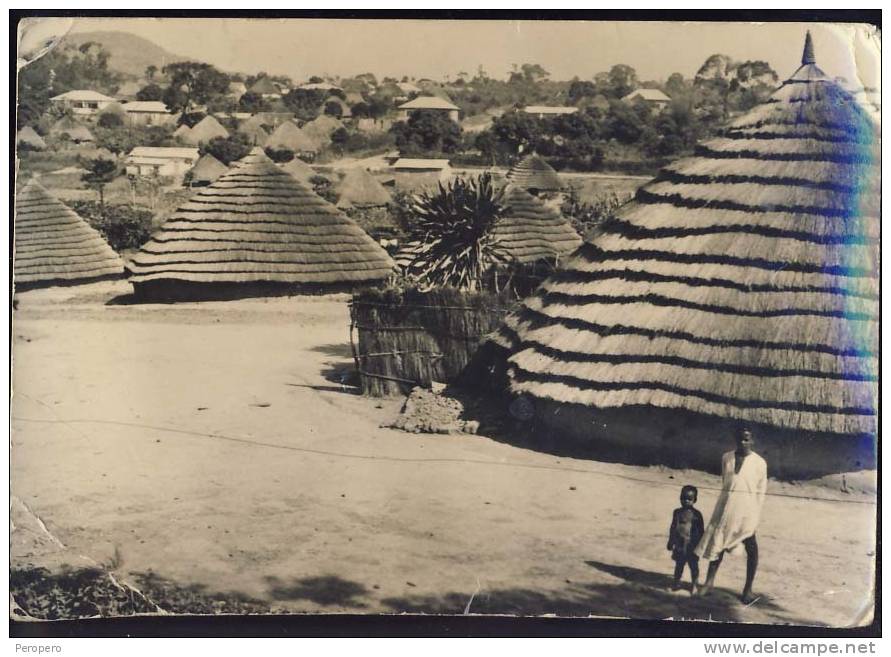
[{"xmin": 10, "ymin": 280, "xmax": 875, "ymax": 626}]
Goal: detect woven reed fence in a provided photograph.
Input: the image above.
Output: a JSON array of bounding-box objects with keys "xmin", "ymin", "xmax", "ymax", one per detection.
[{"xmin": 350, "ymin": 287, "xmax": 515, "ymax": 397}]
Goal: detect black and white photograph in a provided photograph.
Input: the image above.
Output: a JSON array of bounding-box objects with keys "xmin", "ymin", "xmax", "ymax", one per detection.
[{"xmin": 10, "ymin": 13, "xmax": 880, "ymax": 636}]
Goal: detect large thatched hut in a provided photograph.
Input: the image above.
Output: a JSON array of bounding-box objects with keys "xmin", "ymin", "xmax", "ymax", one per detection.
[
  {"xmin": 505, "ymin": 154, "xmax": 562, "ymax": 194},
  {"xmin": 335, "ymin": 167, "xmax": 391, "ymax": 208},
  {"xmin": 302, "ymin": 115, "xmax": 345, "ymax": 146},
  {"xmin": 280, "ymin": 156, "xmax": 317, "ymax": 183},
  {"xmin": 128, "ymin": 148, "xmax": 396, "ymax": 300},
  {"xmin": 489, "ymin": 36, "xmax": 879, "ymax": 479},
  {"xmin": 493, "ymin": 185, "xmax": 582, "ymax": 264},
  {"xmin": 188, "ymin": 153, "xmax": 228, "ymax": 186},
  {"xmin": 14, "ymin": 180, "xmax": 125, "ymax": 290},
  {"xmin": 265, "ymin": 121, "xmax": 319, "ymax": 154},
  {"xmin": 238, "ymin": 122, "xmax": 270, "ymax": 146},
  {"xmin": 182, "ymin": 115, "xmax": 229, "ymax": 145}
]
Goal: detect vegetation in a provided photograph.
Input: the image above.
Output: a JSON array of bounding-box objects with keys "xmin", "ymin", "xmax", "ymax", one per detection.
[
  {"xmin": 160, "ymin": 62, "xmax": 230, "ymax": 114},
  {"xmin": 135, "ymin": 83, "xmax": 164, "ymax": 101},
  {"xmin": 391, "ymin": 112, "xmax": 463, "ymax": 155},
  {"xmin": 81, "ymin": 157, "xmax": 119, "ymax": 210},
  {"xmin": 404, "ymin": 173, "xmax": 509, "ymax": 291},
  {"xmin": 70, "ymin": 199, "xmax": 153, "ymax": 252},
  {"xmin": 200, "ymin": 133, "xmax": 253, "ymax": 165},
  {"xmin": 264, "ymin": 146, "xmax": 295, "ymax": 163}
]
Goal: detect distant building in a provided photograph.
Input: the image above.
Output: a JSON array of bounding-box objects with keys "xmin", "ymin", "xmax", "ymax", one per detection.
[
  {"xmin": 622, "ymin": 88, "xmax": 672, "ymax": 110},
  {"xmin": 228, "ymin": 81, "xmax": 248, "ymax": 98},
  {"xmin": 248, "ymin": 77, "xmax": 282, "ymax": 100},
  {"xmin": 397, "ymin": 81, "xmax": 422, "ymax": 95},
  {"xmin": 299, "ymin": 82, "xmax": 343, "ymax": 92},
  {"xmin": 125, "ymin": 146, "xmax": 200, "ymax": 182},
  {"xmin": 392, "ymin": 158, "xmax": 452, "ymax": 178},
  {"xmin": 122, "ymin": 101, "xmax": 174, "ymax": 127},
  {"xmin": 398, "ymin": 96, "xmax": 460, "ymax": 122},
  {"xmin": 522, "ymin": 106, "xmax": 579, "ymax": 119},
  {"xmin": 50, "ymin": 90, "xmax": 117, "ymax": 116}
]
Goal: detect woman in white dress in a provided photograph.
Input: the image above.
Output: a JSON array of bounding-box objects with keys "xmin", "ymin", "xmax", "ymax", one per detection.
[{"xmin": 695, "ymin": 426, "xmax": 767, "ymax": 603}]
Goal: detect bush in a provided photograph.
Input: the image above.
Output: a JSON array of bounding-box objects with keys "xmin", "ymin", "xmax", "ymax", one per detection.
[
  {"xmin": 69, "ymin": 200, "xmax": 153, "ymax": 252},
  {"xmin": 200, "ymin": 133, "xmax": 252, "ymax": 165},
  {"xmin": 135, "ymin": 84, "xmax": 164, "ymax": 101},
  {"xmin": 97, "ymin": 112, "xmax": 124, "ymax": 129},
  {"xmin": 264, "ymin": 146, "xmax": 294, "ymax": 163}
]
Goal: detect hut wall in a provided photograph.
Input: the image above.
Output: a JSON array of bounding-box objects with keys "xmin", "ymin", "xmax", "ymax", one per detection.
[
  {"xmin": 351, "ymin": 287, "xmax": 514, "ymax": 397},
  {"xmin": 132, "ymin": 279, "xmax": 370, "ymax": 302},
  {"xmin": 526, "ymin": 398, "xmax": 875, "ymax": 480}
]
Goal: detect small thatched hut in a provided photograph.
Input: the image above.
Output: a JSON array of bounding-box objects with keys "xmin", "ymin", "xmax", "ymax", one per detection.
[
  {"xmin": 17, "ymin": 126, "xmax": 46, "ymax": 150},
  {"xmin": 128, "ymin": 148, "xmax": 396, "ymax": 300},
  {"xmin": 188, "ymin": 153, "xmax": 228, "ymax": 186},
  {"xmin": 14, "ymin": 180, "xmax": 125, "ymax": 290},
  {"xmin": 172, "ymin": 123, "xmax": 192, "ymax": 140},
  {"xmin": 265, "ymin": 121, "xmax": 319, "ymax": 153},
  {"xmin": 182, "ymin": 115, "xmax": 229, "ymax": 145},
  {"xmin": 493, "ymin": 185, "xmax": 582, "ymax": 264},
  {"xmin": 280, "ymin": 156, "xmax": 317, "ymax": 183},
  {"xmin": 303, "ymin": 115, "xmax": 345, "ymax": 146},
  {"xmin": 238, "ymin": 122, "xmax": 270, "ymax": 146},
  {"xmin": 335, "ymin": 168, "xmax": 391, "ymax": 208},
  {"xmin": 505, "ymin": 154, "xmax": 562, "ymax": 194},
  {"xmin": 489, "ymin": 35, "xmax": 879, "ymax": 479}
]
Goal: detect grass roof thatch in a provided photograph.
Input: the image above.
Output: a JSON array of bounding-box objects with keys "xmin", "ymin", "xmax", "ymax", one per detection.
[
  {"xmin": 17, "ymin": 126, "xmax": 46, "ymax": 150},
  {"xmin": 302, "ymin": 115, "xmax": 345, "ymax": 145},
  {"xmin": 492, "ymin": 37, "xmax": 879, "ymax": 437},
  {"xmin": 493, "ymin": 185, "xmax": 582, "ymax": 264},
  {"xmin": 189, "ymin": 153, "xmax": 228, "ymax": 185},
  {"xmin": 128, "ymin": 149, "xmax": 396, "ymax": 288},
  {"xmin": 279, "ymin": 157, "xmax": 317, "ymax": 182},
  {"xmin": 265, "ymin": 121, "xmax": 320, "ymax": 153},
  {"xmin": 238, "ymin": 122, "xmax": 270, "ymax": 147},
  {"xmin": 505, "ymin": 154, "xmax": 563, "ymax": 192},
  {"xmin": 182, "ymin": 116, "xmax": 229, "ymax": 145},
  {"xmin": 335, "ymin": 167, "xmax": 392, "ymax": 208},
  {"xmin": 172, "ymin": 123, "xmax": 192, "ymax": 139},
  {"xmin": 14, "ymin": 180, "xmax": 125, "ymax": 287}
]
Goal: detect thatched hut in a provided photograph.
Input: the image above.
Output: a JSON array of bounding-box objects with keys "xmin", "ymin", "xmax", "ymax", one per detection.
[
  {"xmin": 14, "ymin": 180, "xmax": 125, "ymax": 290},
  {"xmin": 265, "ymin": 121, "xmax": 320, "ymax": 154},
  {"xmin": 505, "ymin": 154, "xmax": 562, "ymax": 194},
  {"xmin": 303, "ymin": 115, "xmax": 345, "ymax": 145},
  {"xmin": 128, "ymin": 148, "xmax": 396, "ymax": 300},
  {"xmin": 172, "ymin": 123, "xmax": 192, "ymax": 140},
  {"xmin": 17, "ymin": 126, "xmax": 46, "ymax": 150},
  {"xmin": 188, "ymin": 153, "xmax": 228, "ymax": 186},
  {"xmin": 182, "ymin": 115, "xmax": 229, "ymax": 145},
  {"xmin": 335, "ymin": 167, "xmax": 391, "ymax": 209},
  {"xmin": 489, "ymin": 36, "xmax": 879, "ymax": 479},
  {"xmin": 493, "ymin": 185, "xmax": 582, "ymax": 264},
  {"xmin": 280, "ymin": 156, "xmax": 317, "ymax": 183},
  {"xmin": 238, "ymin": 122, "xmax": 270, "ymax": 146}
]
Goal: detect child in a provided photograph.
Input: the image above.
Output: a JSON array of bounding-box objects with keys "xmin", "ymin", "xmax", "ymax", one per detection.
[{"xmin": 667, "ymin": 485, "xmax": 705, "ymax": 593}]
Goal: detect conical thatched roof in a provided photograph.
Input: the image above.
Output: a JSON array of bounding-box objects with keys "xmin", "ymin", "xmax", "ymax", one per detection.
[
  {"xmin": 17, "ymin": 126, "xmax": 46, "ymax": 150},
  {"xmin": 173, "ymin": 123, "xmax": 192, "ymax": 139},
  {"xmin": 128, "ymin": 150, "xmax": 396, "ymax": 288},
  {"xmin": 493, "ymin": 185, "xmax": 582, "ymax": 264},
  {"xmin": 505, "ymin": 154, "xmax": 562, "ymax": 192},
  {"xmin": 493, "ymin": 38, "xmax": 879, "ymax": 437},
  {"xmin": 14, "ymin": 180, "xmax": 124, "ymax": 287},
  {"xmin": 265, "ymin": 121, "xmax": 319, "ymax": 152},
  {"xmin": 303, "ymin": 115, "xmax": 344, "ymax": 145},
  {"xmin": 238, "ymin": 122, "xmax": 270, "ymax": 146},
  {"xmin": 280, "ymin": 156, "xmax": 317, "ymax": 182},
  {"xmin": 63, "ymin": 125, "xmax": 95, "ymax": 143},
  {"xmin": 335, "ymin": 167, "xmax": 391, "ymax": 208},
  {"xmin": 182, "ymin": 115, "xmax": 229, "ymax": 145},
  {"xmin": 189, "ymin": 153, "xmax": 228, "ymax": 185}
]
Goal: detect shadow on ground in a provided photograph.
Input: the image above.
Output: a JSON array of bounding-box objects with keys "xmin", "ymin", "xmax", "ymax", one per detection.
[
  {"xmin": 264, "ymin": 575, "xmax": 369, "ymax": 608},
  {"xmin": 132, "ymin": 571, "xmax": 273, "ymax": 615},
  {"xmin": 309, "ymin": 342, "xmax": 356, "ymax": 359}
]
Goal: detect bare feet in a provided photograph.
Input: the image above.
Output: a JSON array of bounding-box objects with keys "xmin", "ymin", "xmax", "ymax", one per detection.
[
  {"xmin": 690, "ymin": 583, "xmax": 699, "ymax": 596},
  {"xmin": 671, "ymin": 581, "xmax": 682, "ymax": 591},
  {"xmin": 740, "ymin": 590, "xmax": 759, "ymax": 605},
  {"xmin": 697, "ymin": 583, "xmax": 713, "ymax": 597}
]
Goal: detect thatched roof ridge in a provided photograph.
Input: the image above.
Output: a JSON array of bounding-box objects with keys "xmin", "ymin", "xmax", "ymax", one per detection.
[
  {"xmin": 303, "ymin": 115, "xmax": 344, "ymax": 142},
  {"xmin": 335, "ymin": 168, "xmax": 391, "ymax": 208},
  {"xmin": 183, "ymin": 116, "xmax": 229, "ymax": 145},
  {"xmin": 128, "ymin": 152, "xmax": 395, "ymax": 287},
  {"xmin": 492, "ymin": 185, "xmax": 581, "ymax": 263},
  {"xmin": 190, "ymin": 154, "xmax": 228, "ymax": 184},
  {"xmin": 238, "ymin": 122, "xmax": 270, "ymax": 146},
  {"xmin": 280, "ymin": 157, "xmax": 317, "ymax": 182},
  {"xmin": 505, "ymin": 154, "xmax": 562, "ymax": 192},
  {"xmin": 14, "ymin": 180, "xmax": 124, "ymax": 286},
  {"xmin": 494, "ymin": 38, "xmax": 879, "ymax": 436},
  {"xmin": 265, "ymin": 121, "xmax": 320, "ymax": 152}
]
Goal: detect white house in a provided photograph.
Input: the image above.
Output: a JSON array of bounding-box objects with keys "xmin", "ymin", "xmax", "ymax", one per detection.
[
  {"xmin": 521, "ymin": 105, "xmax": 579, "ymax": 119},
  {"xmin": 50, "ymin": 90, "xmax": 117, "ymax": 117},
  {"xmin": 392, "ymin": 158, "xmax": 452, "ymax": 179},
  {"xmin": 125, "ymin": 146, "xmax": 200, "ymax": 182},
  {"xmin": 398, "ymin": 96, "xmax": 460, "ymax": 122},
  {"xmin": 121, "ymin": 101, "xmax": 174, "ymax": 127},
  {"xmin": 622, "ymin": 88, "xmax": 672, "ymax": 110}
]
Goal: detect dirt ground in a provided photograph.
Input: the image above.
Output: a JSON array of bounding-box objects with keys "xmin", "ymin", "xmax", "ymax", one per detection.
[{"xmin": 11, "ymin": 280, "xmax": 876, "ymax": 626}]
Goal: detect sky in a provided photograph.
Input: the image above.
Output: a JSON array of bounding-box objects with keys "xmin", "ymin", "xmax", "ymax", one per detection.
[{"xmin": 22, "ymin": 17, "xmax": 881, "ymax": 88}]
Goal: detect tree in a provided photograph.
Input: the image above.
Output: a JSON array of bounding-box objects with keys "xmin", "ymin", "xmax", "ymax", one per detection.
[
  {"xmin": 95, "ymin": 127, "xmax": 136, "ymax": 155},
  {"xmin": 97, "ymin": 112, "xmax": 124, "ymax": 129},
  {"xmin": 264, "ymin": 146, "xmax": 295, "ymax": 163},
  {"xmin": 308, "ymin": 75, "xmax": 324, "ymax": 84},
  {"xmin": 282, "ymin": 88, "xmax": 327, "ymax": 121},
  {"xmin": 489, "ymin": 111, "xmax": 543, "ymax": 154},
  {"xmin": 665, "ymin": 73, "xmax": 689, "ymax": 99},
  {"xmin": 607, "ymin": 64, "xmax": 638, "ymax": 98},
  {"xmin": 390, "ymin": 111, "xmax": 463, "ymax": 155},
  {"xmin": 145, "ymin": 65, "xmax": 158, "ymax": 81},
  {"xmin": 237, "ymin": 91, "xmax": 269, "ymax": 113},
  {"xmin": 350, "ymin": 101, "xmax": 370, "ymax": 118},
  {"xmin": 405, "ymin": 173, "xmax": 509, "ymax": 291},
  {"xmin": 136, "ymin": 83, "xmax": 164, "ymax": 101},
  {"xmin": 81, "ymin": 158, "xmax": 119, "ymax": 212},
  {"xmin": 323, "ymin": 100, "xmax": 343, "ymax": 118},
  {"xmin": 161, "ymin": 62, "xmax": 230, "ymax": 114},
  {"xmin": 331, "ymin": 127, "xmax": 350, "ymax": 146},
  {"xmin": 568, "ymin": 79, "xmax": 598, "ymax": 105},
  {"xmin": 520, "ymin": 63, "xmax": 549, "ymax": 83},
  {"xmin": 200, "ymin": 133, "xmax": 252, "ymax": 165}
]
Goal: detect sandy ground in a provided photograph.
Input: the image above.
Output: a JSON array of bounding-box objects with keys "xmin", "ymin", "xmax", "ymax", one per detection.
[{"xmin": 11, "ymin": 280, "xmax": 876, "ymax": 626}]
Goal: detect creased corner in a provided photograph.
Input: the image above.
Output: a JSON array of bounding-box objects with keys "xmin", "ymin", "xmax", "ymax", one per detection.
[{"xmin": 17, "ymin": 17, "xmax": 75, "ymax": 71}]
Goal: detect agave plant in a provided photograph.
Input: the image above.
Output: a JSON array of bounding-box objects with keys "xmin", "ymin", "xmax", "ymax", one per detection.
[{"xmin": 405, "ymin": 173, "xmax": 510, "ymax": 291}]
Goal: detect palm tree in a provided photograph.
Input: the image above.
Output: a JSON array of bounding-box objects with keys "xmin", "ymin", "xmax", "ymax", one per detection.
[{"xmin": 405, "ymin": 173, "xmax": 510, "ymax": 291}]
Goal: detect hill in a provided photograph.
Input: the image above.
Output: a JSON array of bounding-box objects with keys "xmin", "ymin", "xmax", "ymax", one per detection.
[{"xmin": 62, "ymin": 30, "xmax": 186, "ymax": 77}]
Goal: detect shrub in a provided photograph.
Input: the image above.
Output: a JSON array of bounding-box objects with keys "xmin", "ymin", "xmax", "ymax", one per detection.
[
  {"xmin": 264, "ymin": 146, "xmax": 295, "ymax": 163},
  {"xmin": 97, "ymin": 112, "xmax": 124, "ymax": 129},
  {"xmin": 69, "ymin": 200, "xmax": 153, "ymax": 252}
]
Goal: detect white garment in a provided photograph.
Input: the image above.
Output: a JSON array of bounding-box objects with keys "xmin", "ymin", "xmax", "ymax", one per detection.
[{"xmin": 695, "ymin": 450, "xmax": 767, "ymax": 562}]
